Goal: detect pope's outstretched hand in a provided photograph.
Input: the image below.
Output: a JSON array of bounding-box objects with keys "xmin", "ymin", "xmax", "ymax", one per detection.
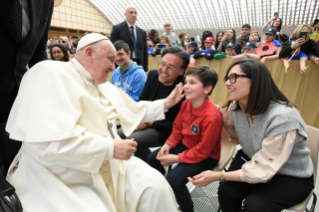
[
  {"xmin": 113, "ymin": 138, "xmax": 137, "ymax": 160},
  {"xmin": 164, "ymin": 83, "xmax": 185, "ymax": 110}
]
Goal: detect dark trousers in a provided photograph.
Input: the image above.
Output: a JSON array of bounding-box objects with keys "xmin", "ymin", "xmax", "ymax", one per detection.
[
  {"xmin": 147, "ymin": 143, "xmax": 219, "ymax": 212},
  {"xmin": 0, "ymin": 123, "xmax": 21, "ymax": 176},
  {"xmin": 218, "ymin": 149, "xmax": 314, "ymax": 212},
  {"xmin": 117, "ymin": 127, "xmax": 164, "ymax": 162}
]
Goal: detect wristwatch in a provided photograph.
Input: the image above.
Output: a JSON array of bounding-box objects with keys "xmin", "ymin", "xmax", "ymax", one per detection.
[{"xmin": 219, "ymin": 171, "xmax": 225, "ymax": 182}]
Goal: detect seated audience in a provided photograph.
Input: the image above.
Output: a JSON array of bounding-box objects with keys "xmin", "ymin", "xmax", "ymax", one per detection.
[
  {"xmin": 233, "ymin": 42, "xmax": 260, "ymax": 61},
  {"xmin": 152, "ymin": 35, "xmax": 170, "ymax": 56},
  {"xmin": 71, "ymin": 35, "xmax": 80, "ymax": 50},
  {"xmin": 177, "ymin": 32, "xmax": 187, "ymax": 47},
  {"xmin": 249, "ymin": 31, "xmax": 261, "ymax": 47},
  {"xmin": 258, "ymin": 28, "xmax": 282, "ymax": 64},
  {"xmin": 237, "ymin": 24, "xmax": 251, "ymax": 52},
  {"xmin": 163, "ymin": 23, "xmax": 179, "ymax": 46},
  {"xmin": 281, "ymin": 40, "xmax": 309, "ymax": 74},
  {"xmin": 181, "ymin": 34, "xmax": 191, "ymax": 50},
  {"xmin": 111, "ymin": 40, "xmax": 147, "ymax": 101},
  {"xmin": 200, "ymin": 31, "xmax": 214, "ymax": 50},
  {"xmin": 49, "ymin": 43, "xmax": 69, "ymax": 62},
  {"xmin": 149, "ymin": 29, "xmax": 159, "ymax": 46},
  {"xmin": 217, "ymin": 29, "xmax": 241, "ymax": 54},
  {"xmin": 194, "ymin": 37, "xmax": 216, "ymax": 60},
  {"xmin": 148, "ymin": 66, "xmax": 222, "ymax": 212},
  {"xmin": 279, "ymin": 24, "xmax": 319, "ymax": 66},
  {"xmin": 262, "ymin": 14, "xmax": 282, "ymax": 42},
  {"xmin": 189, "ymin": 60, "xmax": 314, "ymax": 212},
  {"xmin": 310, "ymin": 20, "xmax": 319, "ymax": 42},
  {"xmin": 214, "ymin": 31, "xmax": 225, "ymax": 50},
  {"xmin": 147, "ymin": 38, "xmax": 154, "ymax": 55},
  {"xmin": 118, "ymin": 47, "xmax": 188, "ymax": 162},
  {"xmin": 187, "ymin": 41, "xmax": 199, "ymax": 56},
  {"xmin": 214, "ymin": 43, "xmax": 236, "ymax": 60}
]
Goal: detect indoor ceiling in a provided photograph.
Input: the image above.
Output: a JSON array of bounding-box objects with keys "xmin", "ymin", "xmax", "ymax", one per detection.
[{"xmin": 88, "ymin": 0, "xmax": 319, "ymax": 30}]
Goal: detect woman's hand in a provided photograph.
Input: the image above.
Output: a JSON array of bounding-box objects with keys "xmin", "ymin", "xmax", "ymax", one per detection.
[
  {"xmin": 187, "ymin": 171, "xmax": 221, "ymax": 187},
  {"xmin": 164, "ymin": 83, "xmax": 185, "ymax": 109},
  {"xmin": 291, "ymin": 38, "xmax": 306, "ymax": 49},
  {"xmin": 165, "ymin": 44, "xmax": 169, "ymax": 48}
]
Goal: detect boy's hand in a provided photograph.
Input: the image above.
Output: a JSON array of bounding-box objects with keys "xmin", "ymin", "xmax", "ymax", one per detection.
[
  {"xmin": 157, "ymin": 154, "xmax": 179, "ymax": 167},
  {"xmin": 157, "ymin": 143, "xmax": 171, "ymax": 158},
  {"xmin": 285, "ymin": 63, "xmax": 291, "ymax": 74},
  {"xmin": 260, "ymin": 57, "xmax": 266, "ymax": 64},
  {"xmin": 300, "ymin": 65, "xmax": 310, "ymax": 74}
]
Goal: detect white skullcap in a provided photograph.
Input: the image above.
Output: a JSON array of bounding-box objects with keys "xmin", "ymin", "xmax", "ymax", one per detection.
[{"xmin": 77, "ymin": 33, "xmax": 109, "ymax": 51}]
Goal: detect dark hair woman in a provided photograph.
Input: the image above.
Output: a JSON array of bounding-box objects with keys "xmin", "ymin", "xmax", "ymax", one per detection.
[
  {"xmin": 200, "ymin": 30, "xmax": 213, "ymax": 50},
  {"xmin": 214, "ymin": 31, "xmax": 224, "ymax": 50},
  {"xmin": 188, "ymin": 60, "xmax": 314, "ymax": 212},
  {"xmin": 262, "ymin": 15, "xmax": 283, "ymax": 41},
  {"xmin": 217, "ymin": 29, "xmax": 241, "ymax": 54},
  {"xmin": 50, "ymin": 44, "xmax": 69, "ymax": 62},
  {"xmin": 149, "ymin": 29, "xmax": 159, "ymax": 45}
]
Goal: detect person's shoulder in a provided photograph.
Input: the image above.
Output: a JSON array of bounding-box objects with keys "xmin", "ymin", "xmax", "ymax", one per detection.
[{"xmin": 273, "ymin": 40, "xmax": 281, "ymax": 46}]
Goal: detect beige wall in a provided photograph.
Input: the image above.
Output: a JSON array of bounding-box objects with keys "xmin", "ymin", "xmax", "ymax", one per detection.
[{"xmin": 51, "ymin": 0, "xmax": 113, "ymax": 34}]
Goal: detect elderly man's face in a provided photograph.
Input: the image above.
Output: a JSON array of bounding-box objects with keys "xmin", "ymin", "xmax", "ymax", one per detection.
[
  {"xmin": 125, "ymin": 7, "xmax": 137, "ymax": 25},
  {"xmin": 91, "ymin": 41, "xmax": 116, "ymax": 84},
  {"xmin": 158, "ymin": 53, "xmax": 184, "ymax": 86}
]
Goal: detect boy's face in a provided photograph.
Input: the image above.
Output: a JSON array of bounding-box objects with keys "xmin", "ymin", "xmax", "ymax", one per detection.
[
  {"xmin": 204, "ymin": 42, "xmax": 213, "ymax": 50},
  {"xmin": 187, "ymin": 46, "xmax": 195, "ymax": 53},
  {"xmin": 264, "ymin": 34, "xmax": 275, "ymax": 42},
  {"xmin": 244, "ymin": 48, "xmax": 255, "ymax": 54},
  {"xmin": 183, "ymin": 75, "xmax": 212, "ymax": 101},
  {"xmin": 226, "ymin": 48, "xmax": 235, "ymax": 56}
]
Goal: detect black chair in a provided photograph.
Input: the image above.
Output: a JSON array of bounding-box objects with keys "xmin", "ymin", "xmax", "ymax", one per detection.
[{"xmin": 0, "ymin": 174, "xmax": 22, "ymax": 212}]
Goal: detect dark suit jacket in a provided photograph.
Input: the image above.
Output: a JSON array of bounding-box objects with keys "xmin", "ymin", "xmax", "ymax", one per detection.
[
  {"xmin": 110, "ymin": 21, "xmax": 148, "ymax": 72},
  {"xmin": 139, "ymin": 70, "xmax": 184, "ymax": 142},
  {"xmin": 0, "ymin": 0, "xmax": 54, "ymax": 122}
]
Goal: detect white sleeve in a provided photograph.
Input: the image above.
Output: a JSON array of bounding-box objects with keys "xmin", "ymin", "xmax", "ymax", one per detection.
[
  {"xmin": 25, "ymin": 131, "xmax": 113, "ymax": 174},
  {"xmin": 140, "ymin": 99, "xmax": 166, "ymax": 123},
  {"xmin": 238, "ymin": 130, "xmax": 297, "ymax": 183}
]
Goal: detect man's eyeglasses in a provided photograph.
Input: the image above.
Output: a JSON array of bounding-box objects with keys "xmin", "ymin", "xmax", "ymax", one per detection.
[
  {"xmin": 159, "ymin": 61, "xmax": 177, "ymax": 71},
  {"xmin": 224, "ymin": 73, "xmax": 251, "ymax": 84}
]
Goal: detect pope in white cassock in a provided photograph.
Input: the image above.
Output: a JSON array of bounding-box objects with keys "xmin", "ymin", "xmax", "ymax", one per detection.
[{"xmin": 5, "ymin": 33, "xmax": 183, "ymax": 212}]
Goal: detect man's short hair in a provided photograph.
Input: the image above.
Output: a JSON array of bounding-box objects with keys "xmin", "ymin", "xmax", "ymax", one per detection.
[
  {"xmin": 163, "ymin": 23, "xmax": 171, "ymax": 27},
  {"xmin": 241, "ymin": 24, "xmax": 251, "ymax": 29},
  {"xmin": 162, "ymin": 46, "xmax": 190, "ymax": 70},
  {"xmin": 185, "ymin": 66, "xmax": 218, "ymax": 95},
  {"xmin": 71, "ymin": 35, "xmax": 80, "ymax": 39},
  {"xmin": 114, "ymin": 40, "xmax": 130, "ymax": 54}
]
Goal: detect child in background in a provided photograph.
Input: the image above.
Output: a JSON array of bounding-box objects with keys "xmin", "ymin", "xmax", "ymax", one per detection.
[
  {"xmin": 194, "ymin": 37, "xmax": 216, "ymax": 60},
  {"xmin": 147, "ymin": 66, "xmax": 222, "ymax": 212},
  {"xmin": 249, "ymin": 31, "xmax": 261, "ymax": 47},
  {"xmin": 233, "ymin": 42, "xmax": 261, "ymax": 61},
  {"xmin": 213, "ymin": 43, "xmax": 236, "ymax": 60},
  {"xmin": 281, "ymin": 40, "xmax": 310, "ymax": 73},
  {"xmin": 257, "ymin": 28, "xmax": 282, "ymax": 64},
  {"xmin": 187, "ymin": 41, "xmax": 199, "ymax": 56}
]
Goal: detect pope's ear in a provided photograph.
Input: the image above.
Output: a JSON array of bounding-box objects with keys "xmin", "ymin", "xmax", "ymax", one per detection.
[{"xmin": 85, "ymin": 46, "xmax": 94, "ymax": 61}]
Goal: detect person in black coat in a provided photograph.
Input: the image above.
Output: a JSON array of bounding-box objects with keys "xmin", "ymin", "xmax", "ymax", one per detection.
[
  {"xmin": 110, "ymin": 6, "xmax": 148, "ymax": 72},
  {"xmin": 117, "ymin": 47, "xmax": 189, "ymax": 161},
  {"xmin": 0, "ymin": 0, "xmax": 54, "ymax": 175}
]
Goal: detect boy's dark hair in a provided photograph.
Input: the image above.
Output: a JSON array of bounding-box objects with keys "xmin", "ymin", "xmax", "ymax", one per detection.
[
  {"xmin": 242, "ymin": 24, "xmax": 251, "ymax": 29},
  {"xmin": 114, "ymin": 40, "xmax": 130, "ymax": 54},
  {"xmin": 185, "ymin": 66, "xmax": 218, "ymax": 95},
  {"xmin": 162, "ymin": 46, "xmax": 190, "ymax": 70}
]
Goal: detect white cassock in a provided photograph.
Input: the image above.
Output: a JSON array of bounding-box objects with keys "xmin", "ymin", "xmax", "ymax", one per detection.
[{"xmin": 6, "ymin": 58, "xmax": 178, "ymax": 212}]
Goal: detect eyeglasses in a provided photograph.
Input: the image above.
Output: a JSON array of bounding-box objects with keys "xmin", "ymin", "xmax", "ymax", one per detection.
[
  {"xmin": 224, "ymin": 73, "xmax": 251, "ymax": 84},
  {"xmin": 159, "ymin": 61, "xmax": 177, "ymax": 71}
]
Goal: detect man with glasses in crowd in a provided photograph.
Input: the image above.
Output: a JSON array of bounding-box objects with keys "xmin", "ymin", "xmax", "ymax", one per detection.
[{"xmin": 118, "ymin": 46, "xmax": 189, "ymax": 162}]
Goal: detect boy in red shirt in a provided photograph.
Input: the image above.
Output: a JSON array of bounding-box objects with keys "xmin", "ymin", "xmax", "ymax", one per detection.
[{"xmin": 147, "ymin": 66, "xmax": 222, "ymax": 212}]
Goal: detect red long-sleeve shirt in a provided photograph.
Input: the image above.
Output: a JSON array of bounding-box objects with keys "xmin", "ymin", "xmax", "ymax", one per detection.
[{"xmin": 166, "ymin": 98, "xmax": 222, "ymax": 163}]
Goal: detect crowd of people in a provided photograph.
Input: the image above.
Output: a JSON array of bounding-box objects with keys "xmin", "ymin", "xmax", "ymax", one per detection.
[{"xmin": 2, "ymin": 2, "xmax": 319, "ymax": 212}]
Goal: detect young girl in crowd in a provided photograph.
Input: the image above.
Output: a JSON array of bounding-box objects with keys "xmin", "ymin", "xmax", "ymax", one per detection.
[
  {"xmin": 181, "ymin": 34, "xmax": 191, "ymax": 50},
  {"xmin": 310, "ymin": 20, "xmax": 319, "ymax": 42},
  {"xmin": 200, "ymin": 31, "xmax": 213, "ymax": 50},
  {"xmin": 152, "ymin": 35, "xmax": 170, "ymax": 56},
  {"xmin": 194, "ymin": 37, "xmax": 216, "ymax": 60},
  {"xmin": 189, "ymin": 60, "xmax": 314, "ymax": 212},
  {"xmin": 281, "ymin": 40, "xmax": 310, "ymax": 74},
  {"xmin": 258, "ymin": 28, "xmax": 282, "ymax": 64},
  {"xmin": 217, "ymin": 29, "xmax": 241, "ymax": 54},
  {"xmin": 49, "ymin": 44, "xmax": 69, "ymax": 62},
  {"xmin": 148, "ymin": 66, "xmax": 222, "ymax": 212},
  {"xmin": 214, "ymin": 31, "xmax": 224, "ymax": 50},
  {"xmin": 262, "ymin": 14, "xmax": 282, "ymax": 42}
]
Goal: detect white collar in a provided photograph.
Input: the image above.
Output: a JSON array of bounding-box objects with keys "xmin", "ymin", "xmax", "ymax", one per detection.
[{"xmin": 126, "ymin": 21, "xmax": 136, "ymax": 29}]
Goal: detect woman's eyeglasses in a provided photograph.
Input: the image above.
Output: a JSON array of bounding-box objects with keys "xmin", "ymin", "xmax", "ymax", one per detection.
[{"xmin": 224, "ymin": 73, "xmax": 251, "ymax": 84}]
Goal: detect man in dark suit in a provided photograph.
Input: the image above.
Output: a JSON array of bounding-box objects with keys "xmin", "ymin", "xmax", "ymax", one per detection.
[
  {"xmin": 0, "ymin": 0, "xmax": 54, "ymax": 175},
  {"xmin": 118, "ymin": 47, "xmax": 189, "ymax": 161},
  {"xmin": 110, "ymin": 6, "xmax": 148, "ymax": 72}
]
